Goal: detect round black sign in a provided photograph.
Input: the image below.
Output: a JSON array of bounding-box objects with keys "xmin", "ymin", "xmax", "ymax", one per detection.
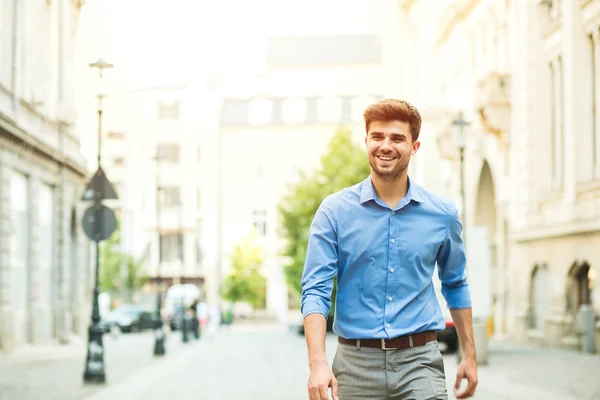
[{"xmin": 82, "ymin": 205, "xmax": 117, "ymax": 242}]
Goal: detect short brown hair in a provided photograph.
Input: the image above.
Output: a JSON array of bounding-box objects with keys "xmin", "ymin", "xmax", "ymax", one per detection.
[{"xmin": 363, "ymin": 99, "xmax": 422, "ymax": 141}]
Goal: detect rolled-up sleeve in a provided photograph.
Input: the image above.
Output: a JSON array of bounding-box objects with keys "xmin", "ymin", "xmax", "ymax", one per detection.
[
  {"xmin": 436, "ymin": 206, "xmax": 472, "ymax": 309},
  {"xmin": 301, "ymin": 198, "xmax": 338, "ymax": 319}
]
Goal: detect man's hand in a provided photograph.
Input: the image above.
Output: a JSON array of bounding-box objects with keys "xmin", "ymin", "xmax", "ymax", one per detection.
[
  {"xmin": 308, "ymin": 362, "xmax": 338, "ymax": 400},
  {"xmin": 454, "ymin": 356, "xmax": 478, "ymax": 398}
]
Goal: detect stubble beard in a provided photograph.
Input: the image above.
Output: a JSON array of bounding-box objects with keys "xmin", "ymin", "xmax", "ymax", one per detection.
[{"xmin": 369, "ymin": 156, "xmax": 409, "ymax": 182}]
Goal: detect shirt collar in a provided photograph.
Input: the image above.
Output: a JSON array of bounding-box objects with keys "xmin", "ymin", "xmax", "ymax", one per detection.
[{"xmin": 360, "ymin": 175, "xmax": 424, "ymax": 206}]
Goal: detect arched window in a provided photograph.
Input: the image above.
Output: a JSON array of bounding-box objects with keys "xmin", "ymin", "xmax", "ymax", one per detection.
[
  {"xmin": 567, "ymin": 262, "xmax": 595, "ymax": 315},
  {"xmin": 530, "ymin": 264, "xmax": 551, "ymax": 331}
]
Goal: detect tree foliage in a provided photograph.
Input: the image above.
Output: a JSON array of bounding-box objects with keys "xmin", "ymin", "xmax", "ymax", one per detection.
[
  {"xmin": 220, "ymin": 233, "xmax": 267, "ymax": 309},
  {"xmin": 99, "ymin": 221, "xmax": 149, "ymax": 297},
  {"xmin": 278, "ymin": 126, "xmax": 371, "ymax": 307}
]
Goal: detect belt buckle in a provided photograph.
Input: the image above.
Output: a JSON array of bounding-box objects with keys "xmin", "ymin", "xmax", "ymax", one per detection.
[{"xmin": 381, "ymin": 339, "xmax": 397, "ymax": 351}]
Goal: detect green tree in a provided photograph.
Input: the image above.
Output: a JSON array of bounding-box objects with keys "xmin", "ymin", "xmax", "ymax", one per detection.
[
  {"xmin": 99, "ymin": 221, "xmax": 148, "ymax": 299},
  {"xmin": 220, "ymin": 233, "xmax": 267, "ymax": 309},
  {"xmin": 278, "ymin": 126, "xmax": 371, "ymax": 309}
]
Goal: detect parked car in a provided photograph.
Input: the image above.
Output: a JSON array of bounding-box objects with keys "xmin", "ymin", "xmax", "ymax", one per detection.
[
  {"xmin": 437, "ymin": 313, "xmax": 459, "ymax": 353},
  {"xmin": 102, "ymin": 304, "xmax": 155, "ymax": 333}
]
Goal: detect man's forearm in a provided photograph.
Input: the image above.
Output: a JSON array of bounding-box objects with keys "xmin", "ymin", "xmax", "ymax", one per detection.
[
  {"xmin": 304, "ymin": 313, "xmax": 328, "ymax": 368},
  {"xmin": 449, "ymin": 307, "xmax": 476, "ymax": 360}
]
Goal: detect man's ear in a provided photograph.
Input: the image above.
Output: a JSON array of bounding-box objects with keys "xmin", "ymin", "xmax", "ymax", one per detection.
[{"xmin": 411, "ymin": 140, "xmax": 421, "ymax": 155}]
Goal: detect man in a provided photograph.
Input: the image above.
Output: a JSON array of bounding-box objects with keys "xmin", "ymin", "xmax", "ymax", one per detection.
[{"xmin": 301, "ymin": 99, "xmax": 478, "ymax": 400}]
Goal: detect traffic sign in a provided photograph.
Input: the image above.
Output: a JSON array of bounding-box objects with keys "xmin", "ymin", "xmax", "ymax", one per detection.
[
  {"xmin": 81, "ymin": 167, "xmax": 118, "ymax": 201},
  {"xmin": 82, "ymin": 205, "xmax": 117, "ymax": 242}
]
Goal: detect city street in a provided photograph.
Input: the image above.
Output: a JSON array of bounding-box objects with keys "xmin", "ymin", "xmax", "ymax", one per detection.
[{"xmin": 1, "ymin": 323, "xmax": 599, "ymax": 400}]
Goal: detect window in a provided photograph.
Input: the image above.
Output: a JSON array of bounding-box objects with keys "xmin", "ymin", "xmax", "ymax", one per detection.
[
  {"xmin": 10, "ymin": 172, "xmax": 29, "ymax": 311},
  {"xmin": 156, "ymin": 100, "xmax": 180, "ymax": 120},
  {"xmin": 39, "ymin": 184, "xmax": 53, "ymax": 312},
  {"xmin": 317, "ymin": 97, "xmax": 342, "ymax": 123},
  {"xmin": 196, "ymin": 243, "xmax": 203, "ymax": 264},
  {"xmin": 549, "ymin": 57, "xmax": 564, "ymax": 190},
  {"xmin": 282, "ymin": 98, "xmax": 307, "ymax": 124},
  {"xmin": 108, "ymin": 131, "xmax": 124, "ymax": 140},
  {"xmin": 159, "ymin": 233, "xmax": 183, "ymax": 263},
  {"xmin": 253, "ymin": 209, "xmax": 267, "ymax": 237},
  {"xmin": 158, "ymin": 186, "xmax": 180, "ymax": 208},
  {"xmin": 157, "ymin": 143, "xmax": 180, "ymax": 163},
  {"xmin": 248, "ymin": 98, "xmax": 272, "ymax": 125}
]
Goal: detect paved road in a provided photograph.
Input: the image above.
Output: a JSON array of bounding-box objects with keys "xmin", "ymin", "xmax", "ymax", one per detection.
[{"xmin": 1, "ymin": 323, "xmax": 599, "ymax": 400}]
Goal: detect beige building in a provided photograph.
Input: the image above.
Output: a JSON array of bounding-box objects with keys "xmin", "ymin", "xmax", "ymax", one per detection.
[
  {"xmin": 100, "ymin": 85, "xmax": 208, "ymax": 299},
  {"xmin": 212, "ymin": 0, "xmax": 416, "ymax": 319},
  {"xmin": 0, "ymin": 0, "xmax": 92, "ymax": 351},
  {"xmin": 407, "ymin": 0, "xmax": 600, "ymax": 351}
]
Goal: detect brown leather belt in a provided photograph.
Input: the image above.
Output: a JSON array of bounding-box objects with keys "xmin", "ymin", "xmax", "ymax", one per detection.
[{"xmin": 338, "ymin": 331, "xmax": 437, "ymax": 350}]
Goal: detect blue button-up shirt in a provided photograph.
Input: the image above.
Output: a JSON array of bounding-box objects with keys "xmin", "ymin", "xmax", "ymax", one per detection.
[{"xmin": 301, "ymin": 176, "xmax": 471, "ymax": 339}]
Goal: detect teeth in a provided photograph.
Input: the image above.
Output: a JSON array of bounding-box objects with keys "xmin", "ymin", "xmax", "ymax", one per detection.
[{"xmin": 378, "ymin": 156, "xmax": 394, "ymax": 160}]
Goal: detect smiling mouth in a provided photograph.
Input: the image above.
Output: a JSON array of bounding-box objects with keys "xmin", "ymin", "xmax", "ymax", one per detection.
[{"xmin": 377, "ymin": 155, "xmax": 396, "ymax": 161}]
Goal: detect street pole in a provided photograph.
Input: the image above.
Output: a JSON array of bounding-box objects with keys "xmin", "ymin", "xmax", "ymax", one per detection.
[
  {"xmin": 153, "ymin": 152, "xmax": 166, "ymax": 356},
  {"xmin": 179, "ymin": 202, "xmax": 189, "ymax": 343},
  {"xmin": 84, "ymin": 59, "xmax": 113, "ymax": 384}
]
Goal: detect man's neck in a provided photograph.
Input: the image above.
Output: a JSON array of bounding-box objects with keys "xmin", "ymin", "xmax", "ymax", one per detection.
[{"xmin": 371, "ymin": 173, "xmax": 409, "ymax": 209}]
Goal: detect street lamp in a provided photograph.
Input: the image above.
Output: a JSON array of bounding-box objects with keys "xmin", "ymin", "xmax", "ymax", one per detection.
[
  {"xmin": 88, "ymin": 59, "xmax": 113, "ymax": 168},
  {"xmin": 452, "ymin": 112, "xmax": 470, "ymax": 241},
  {"xmin": 153, "ymin": 151, "xmax": 166, "ymax": 356},
  {"xmin": 83, "ymin": 59, "xmax": 113, "ymax": 384}
]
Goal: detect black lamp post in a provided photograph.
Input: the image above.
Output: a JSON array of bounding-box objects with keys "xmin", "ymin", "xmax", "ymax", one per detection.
[
  {"xmin": 153, "ymin": 151, "xmax": 166, "ymax": 356},
  {"xmin": 83, "ymin": 58, "xmax": 113, "ymax": 384},
  {"xmin": 178, "ymin": 201, "xmax": 189, "ymax": 343}
]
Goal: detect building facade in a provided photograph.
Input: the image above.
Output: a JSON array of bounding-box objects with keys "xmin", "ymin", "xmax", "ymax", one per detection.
[
  {"xmin": 98, "ymin": 85, "xmax": 209, "ymax": 306},
  {"xmin": 211, "ymin": 0, "xmax": 416, "ymax": 320},
  {"xmin": 408, "ymin": 0, "xmax": 600, "ymax": 351},
  {"xmin": 0, "ymin": 0, "xmax": 92, "ymax": 351}
]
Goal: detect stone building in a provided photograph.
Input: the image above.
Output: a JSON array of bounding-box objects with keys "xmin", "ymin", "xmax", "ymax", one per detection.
[
  {"xmin": 407, "ymin": 0, "xmax": 600, "ymax": 351},
  {"xmin": 0, "ymin": 0, "xmax": 92, "ymax": 351}
]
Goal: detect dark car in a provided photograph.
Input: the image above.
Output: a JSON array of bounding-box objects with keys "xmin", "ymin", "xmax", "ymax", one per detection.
[
  {"xmin": 102, "ymin": 304, "xmax": 155, "ymax": 333},
  {"xmin": 437, "ymin": 318, "xmax": 459, "ymax": 353}
]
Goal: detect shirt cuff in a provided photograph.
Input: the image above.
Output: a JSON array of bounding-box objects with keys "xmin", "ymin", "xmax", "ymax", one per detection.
[
  {"xmin": 301, "ymin": 300, "xmax": 329, "ymax": 319},
  {"xmin": 443, "ymin": 284, "xmax": 472, "ymax": 309}
]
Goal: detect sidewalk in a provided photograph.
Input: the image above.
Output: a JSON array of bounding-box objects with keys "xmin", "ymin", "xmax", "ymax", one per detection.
[
  {"xmin": 0, "ymin": 330, "xmax": 195, "ymax": 400},
  {"xmin": 444, "ymin": 338, "xmax": 600, "ymax": 400}
]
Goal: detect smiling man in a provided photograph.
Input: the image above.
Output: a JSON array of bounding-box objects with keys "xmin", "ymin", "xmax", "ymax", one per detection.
[{"xmin": 301, "ymin": 99, "xmax": 478, "ymax": 400}]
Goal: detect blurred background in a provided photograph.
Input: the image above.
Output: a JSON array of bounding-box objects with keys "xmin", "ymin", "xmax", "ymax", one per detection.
[{"xmin": 0, "ymin": 0, "xmax": 599, "ymax": 399}]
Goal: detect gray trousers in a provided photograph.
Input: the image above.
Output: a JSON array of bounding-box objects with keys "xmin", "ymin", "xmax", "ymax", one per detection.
[{"xmin": 332, "ymin": 340, "xmax": 448, "ymax": 400}]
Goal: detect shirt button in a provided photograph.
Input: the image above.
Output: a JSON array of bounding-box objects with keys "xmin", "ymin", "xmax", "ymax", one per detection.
[
  {"xmin": 389, "ymin": 268, "xmax": 395, "ymax": 273},
  {"xmin": 386, "ymin": 324, "xmax": 391, "ymax": 328},
  {"xmin": 388, "ymin": 297, "xmax": 393, "ymax": 301},
  {"xmin": 391, "ymin": 211, "xmax": 395, "ymax": 215},
  {"xmin": 390, "ymin": 239, "xmax": 395, "ymax": 243}
]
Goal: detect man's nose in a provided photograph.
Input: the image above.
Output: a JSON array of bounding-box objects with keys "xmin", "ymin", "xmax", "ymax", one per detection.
[{"xmin": 380, "ymin": 137, "xmax": 393, "ymax": 150}]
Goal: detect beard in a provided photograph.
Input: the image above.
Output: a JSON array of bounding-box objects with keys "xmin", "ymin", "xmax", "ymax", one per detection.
[{"xmin": 368, "ymin": 153, "xmax": 409, "ymax": 182}]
